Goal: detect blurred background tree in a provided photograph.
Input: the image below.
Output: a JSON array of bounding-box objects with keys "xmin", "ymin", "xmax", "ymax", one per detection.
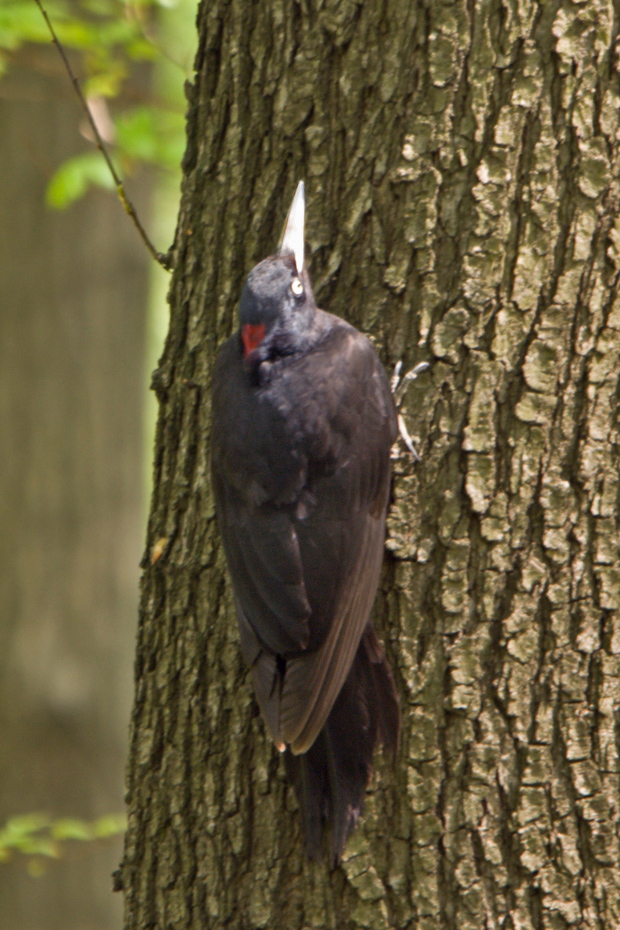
[{"xmin": 0, "ymin": 3, "xmax": 195, "ymax": 928}]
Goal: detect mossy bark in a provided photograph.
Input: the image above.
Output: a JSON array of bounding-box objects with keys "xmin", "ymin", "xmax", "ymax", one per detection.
[{"xmin": 122, "ymin": 1, "xmax": 620, "ymax": 928}]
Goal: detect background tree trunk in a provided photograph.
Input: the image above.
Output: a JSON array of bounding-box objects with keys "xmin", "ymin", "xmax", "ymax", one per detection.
[
  {"xmin": 0, "ymin": 56, "xmax": 149, "ymax": 930},
  {"xmin": 122, "ymin": 1, "xmax": 620, "ymax": 928}
]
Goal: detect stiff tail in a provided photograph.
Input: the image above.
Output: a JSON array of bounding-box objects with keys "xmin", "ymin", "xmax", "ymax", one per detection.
[{"xmin": 284, "ymin": 626, "xmax": 399, "ymax": 864}]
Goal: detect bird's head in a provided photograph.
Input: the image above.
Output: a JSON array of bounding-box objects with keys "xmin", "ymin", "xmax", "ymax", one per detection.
[{"xmin": 239, "ymin": 182, "xmax": 317, "ymax": 365}]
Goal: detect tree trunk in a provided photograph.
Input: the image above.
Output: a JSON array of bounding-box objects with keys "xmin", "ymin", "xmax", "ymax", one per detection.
[
  {"xmin": 122, "ymin": 1, "xmax": 620, "ymax": 928},
  {"xmin": 0, "ymin": 56, "xmax": 149, "ymax": 930}
]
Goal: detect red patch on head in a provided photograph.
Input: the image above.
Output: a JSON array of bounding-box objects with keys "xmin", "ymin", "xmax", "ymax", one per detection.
[{"xmin": 242, "ymin": 323, "xmax": 266, "ymax": 357}]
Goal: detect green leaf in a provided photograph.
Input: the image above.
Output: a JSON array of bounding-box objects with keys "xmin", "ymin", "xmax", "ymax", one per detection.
[
  {"xmin": 0, "ymin": 4, "xmax": 60, "ymax": 50},
  {"xmin": 0, "ymin": 816, "xmax": 58, "ymax": 859},
  {"xmin": 115, "ymin": 106, "xmax": 159, "ymax": 161},
  {"xmin": 115, "ymin": 106, "xmax": 184, "ymax": 169},
  {"xmin": 50, "ymin": 818, "xmax": 93, "ymax": 841},
  {"xmin": 14, "ymin": 836, "xmax": 59, "ymax": 858},
  {"xmin": 0, "ymin": 811, "xmax": 126, "ymax": 871},
  {"xmin": 54, "ymin": 19, "xmax": 98, "ymax": 50},
  {"xmin": 0, "ymin": 814, "xmax": 50, "ymax": 842},
  {"xmin": 96, "ymin": 19, "xmax": 139, "ymax": 47},
  {"xmin": 91, "ymin": 813, "xmax": 127, "ymax": 838},
  {"xmin": 46, "ymin": 151, "xmax": 117, "ymax": 209},
  {"xmin": 84, "ymin": 64, "xmax": 127, "ymax": 99},
  {"xmin": 126, "ymin": 36, "xmax": 160, "ymax": 62}
]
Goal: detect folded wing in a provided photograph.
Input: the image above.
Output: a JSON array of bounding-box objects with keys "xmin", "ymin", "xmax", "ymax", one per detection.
[{"xmin": 211, "ymin": 322, "xmax": 397, "ymax": 752}]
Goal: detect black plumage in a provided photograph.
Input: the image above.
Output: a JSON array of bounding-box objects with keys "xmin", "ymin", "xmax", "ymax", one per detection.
[{"xmin": 211, "ymin": 183, "xmax": 399, "ymax": 862}]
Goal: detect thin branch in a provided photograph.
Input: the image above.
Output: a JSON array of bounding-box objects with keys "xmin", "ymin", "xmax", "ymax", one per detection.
[{"xmin": 33, "ymin": 0, "xmax": 172, "ymax": 271}]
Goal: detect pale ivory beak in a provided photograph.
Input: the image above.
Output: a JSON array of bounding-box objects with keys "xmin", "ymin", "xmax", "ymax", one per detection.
[{"xmin": 279, "ymin": 181, "xmax": 305, "ymax": 275}]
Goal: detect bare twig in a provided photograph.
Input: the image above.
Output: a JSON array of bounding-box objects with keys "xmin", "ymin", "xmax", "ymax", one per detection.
[{"xmin": 33, "ymin": 0, "xmax": 172, "ymax": 271}]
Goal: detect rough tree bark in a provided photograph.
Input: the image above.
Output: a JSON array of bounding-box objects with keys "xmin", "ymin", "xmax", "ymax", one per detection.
[{"xmin": 122, "ymin": 1, "xmax": 620, "ymax": 928}]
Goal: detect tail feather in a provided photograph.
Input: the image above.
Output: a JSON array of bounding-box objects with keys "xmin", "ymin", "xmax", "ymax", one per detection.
[{"xmin": 284, "ymin": 626, "xmax": 399, "ymax": 863}]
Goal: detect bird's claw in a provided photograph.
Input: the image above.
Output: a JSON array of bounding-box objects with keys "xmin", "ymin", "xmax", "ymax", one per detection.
[
  {"xmin": 398, "ymin": 414, "xmax": 419, "ymax": 461},
  {"xmin": 391, "ymin": 360, "xmax": 430, "ymax": 406},
  {"xmin": 391, "ymin": 361, "xmax": 430, "ymax": 460}
]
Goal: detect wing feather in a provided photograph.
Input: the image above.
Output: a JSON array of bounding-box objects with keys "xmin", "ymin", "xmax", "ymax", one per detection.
[
  {"xmin": 214, "ymin": 477, "xmax": 311, "ymax": 656},
  {"xmin": 280, "ymin": 508, "xmax": 386, "ymax": 752},
  {"xmin": 211, "ymin": 319, "xmax": 397, "ymax": 752}
]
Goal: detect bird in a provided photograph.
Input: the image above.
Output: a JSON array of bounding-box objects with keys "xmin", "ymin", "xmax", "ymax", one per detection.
[{"xmin": 211, "ymin": 182, "xmax": 400, "ymax": 863}]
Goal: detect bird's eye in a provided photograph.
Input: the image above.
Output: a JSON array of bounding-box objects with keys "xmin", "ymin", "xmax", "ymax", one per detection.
[{"xmin": 291, "ymin": 278, "xmax": 303, "ymax": 296}]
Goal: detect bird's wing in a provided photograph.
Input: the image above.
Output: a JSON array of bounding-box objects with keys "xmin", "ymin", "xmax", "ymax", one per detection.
[
  {"xmin": 213, "ymin": 472, "xmax": 311, "ymax": 657},
  {"xmin": 212, "ymin": 325, "xmax": 397, "ymax": 751},
  {"xmin": 223, "ymin": 434, "xmax": 390, "ymax": 751},
  {"xmin": 280, "ymin": 502, "xmax": 388, "ymax": 752}
]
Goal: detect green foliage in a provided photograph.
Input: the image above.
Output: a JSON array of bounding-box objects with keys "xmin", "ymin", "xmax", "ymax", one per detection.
[
  {"xmin": 0, "ymin": 0, "xmax": 161, "ymax": 58},
  {"xmin": 115, "ymin": 105, "xmax": 185, "ymax": 170},
  {"xmin": 0, "ymin": 813, "xmax": 127, "ymax": 876},
  {"xmin": 0, "ymin": 1, "xmax": 161, "ymax": 76},
  {"xmin": 1, "ymin": 0, "xmax": 194, "ymax": 204},
  {"xmin": 46, "ymin": 151, "xmax": 117, "ymax": 207}
]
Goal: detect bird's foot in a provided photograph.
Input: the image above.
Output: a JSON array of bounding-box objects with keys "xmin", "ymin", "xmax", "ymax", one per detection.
[
  {"xmin": 391, "ymin": 361, "xmax": 429, "ymax": 460},
  {"xmin": 390, "ymin": 360, "xmax": 430, "ymax": 405}
]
